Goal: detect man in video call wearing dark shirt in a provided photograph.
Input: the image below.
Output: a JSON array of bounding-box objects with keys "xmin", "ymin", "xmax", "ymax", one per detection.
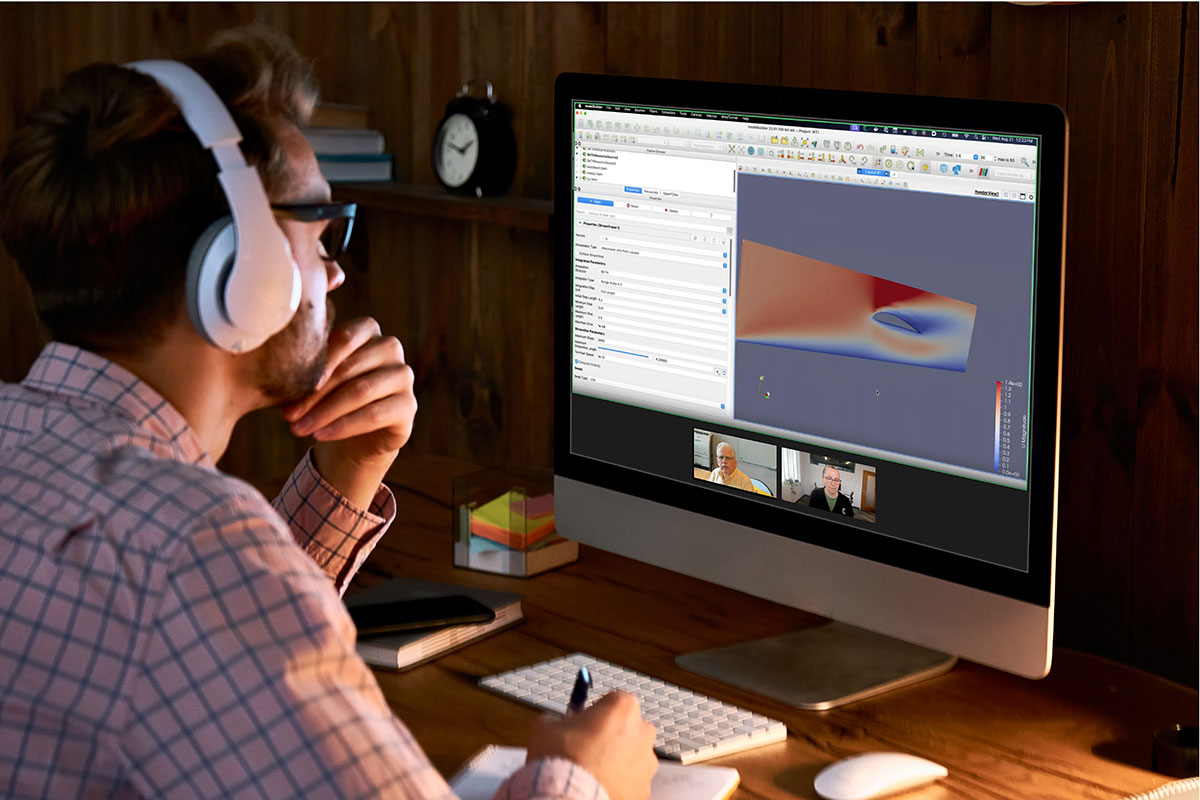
[
  {"xmin": 0, "ymin": 25, "xmax": 656, "ymax": 800},
  {"xmin": 809, "ymin": 465, "xmax": 855, "ymax": 517}
]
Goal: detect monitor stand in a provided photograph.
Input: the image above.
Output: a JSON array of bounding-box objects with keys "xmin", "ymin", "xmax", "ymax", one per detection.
[{"xmin": 676, "ymin": 621, "xmax": 957, "ymax": 711}]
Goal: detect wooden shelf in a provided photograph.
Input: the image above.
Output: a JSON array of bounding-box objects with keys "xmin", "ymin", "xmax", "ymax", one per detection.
[{"xmin": 332, "ymin": 181, "xmax": 554, "ymax": 233}]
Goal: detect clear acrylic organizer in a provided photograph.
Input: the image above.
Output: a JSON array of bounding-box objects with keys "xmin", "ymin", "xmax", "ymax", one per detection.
[{"xmin": 453, "ymin": 468, "xmax": 578, "ymax": 577}]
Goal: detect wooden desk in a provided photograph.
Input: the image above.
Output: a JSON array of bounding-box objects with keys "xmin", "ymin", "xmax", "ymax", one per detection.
[{"xmin": 351, "ymin": 454, "xmax": 1198, "ymax": 800}]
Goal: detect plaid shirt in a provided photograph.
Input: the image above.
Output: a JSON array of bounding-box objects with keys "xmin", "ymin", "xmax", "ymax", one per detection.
[{"xmin": 0, "ymin": 343, "xmax": 604, "ymax": 800}]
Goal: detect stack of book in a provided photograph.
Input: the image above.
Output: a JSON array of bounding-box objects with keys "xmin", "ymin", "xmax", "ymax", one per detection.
[
  {"xmin": 304, "ymin": 103, "xmax": 393, "ymax": 182},
  {"xmin": 345, "ymin": 577, "xmax": 523, "ymax": 671}
]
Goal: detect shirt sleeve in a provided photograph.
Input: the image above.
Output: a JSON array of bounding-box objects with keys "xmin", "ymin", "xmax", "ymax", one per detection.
[
  {"xmin": 271, "ymin": 449, "xmax": 397, "ymax": 595},
  {"xmin": 124, "ymin": 495, "xmax": 454, "ymax": 799},
  {"xmin": 494, "ymin": 758, "xmax": 608, "ymax": 800},
  {"xmin": 122, "ymin": 495, "xmax": 608, "ymax": 800}
]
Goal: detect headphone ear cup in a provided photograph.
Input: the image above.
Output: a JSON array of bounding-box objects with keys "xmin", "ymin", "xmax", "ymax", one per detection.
[{"xmin": 186, "ymin": 215, "xmax": 237, "ymax": 349}]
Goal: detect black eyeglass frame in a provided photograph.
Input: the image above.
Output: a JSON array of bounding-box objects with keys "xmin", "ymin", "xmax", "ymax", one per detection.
[{"xmin": 270, "ymin": 201, "xmax": 357, "ymax": 262}]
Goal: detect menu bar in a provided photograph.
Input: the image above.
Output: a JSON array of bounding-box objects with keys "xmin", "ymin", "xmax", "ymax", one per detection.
[
  {"xmin": 575, "ymin": 101, "xmax": 1039, "ymax": 146},
  {"xmin": 576, "ymin": 128, "xmax": 1038, "ymax": 174}
]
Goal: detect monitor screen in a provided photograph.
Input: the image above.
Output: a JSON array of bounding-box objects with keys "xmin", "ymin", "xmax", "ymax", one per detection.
[{"xmin": 554, "ymin": 74, "xmax": 1065, "ymax": 682}]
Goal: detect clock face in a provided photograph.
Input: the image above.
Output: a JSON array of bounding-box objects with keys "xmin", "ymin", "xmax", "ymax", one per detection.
[{"xmin": 434, "ymin": 113, "xmax": 480, "ymax": 188}]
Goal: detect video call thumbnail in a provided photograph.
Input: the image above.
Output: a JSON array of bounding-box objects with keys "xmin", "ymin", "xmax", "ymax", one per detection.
[
  {"xmin": 781, "ymin": 448, "xmax": 877, "ymax": 523},
  {"xmin": 692, "ymin": 429, "xmax": 778, "ymax": 498}
]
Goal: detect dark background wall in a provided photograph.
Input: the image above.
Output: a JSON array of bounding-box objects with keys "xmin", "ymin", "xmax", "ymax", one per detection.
[{"xmin": 0, "ymin": 3, "xmax": 1194, "ymax": 688}]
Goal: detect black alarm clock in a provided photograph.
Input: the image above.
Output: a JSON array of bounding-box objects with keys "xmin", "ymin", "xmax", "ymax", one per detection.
[{"xmin": 432, "ymin": 79, "xmax": 517, "ymax": 197}]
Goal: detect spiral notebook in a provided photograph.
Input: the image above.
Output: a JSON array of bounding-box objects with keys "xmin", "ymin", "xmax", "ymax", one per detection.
[{"xmin": 449, "ymin": 745, "xmax": 740, "ymax": 800}]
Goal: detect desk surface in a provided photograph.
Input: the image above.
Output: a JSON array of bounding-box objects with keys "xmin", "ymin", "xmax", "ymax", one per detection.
[{"xmin": 349, "ymin": 454, "xmax": 1197, "ymax": 800}]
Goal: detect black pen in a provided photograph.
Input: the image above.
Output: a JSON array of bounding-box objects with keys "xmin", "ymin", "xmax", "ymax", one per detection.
[{"xmin": 567, "ymin": 666, "xmax": 591, "ymax": 715}]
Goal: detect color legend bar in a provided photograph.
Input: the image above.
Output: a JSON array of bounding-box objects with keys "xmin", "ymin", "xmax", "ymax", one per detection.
[{"xmin": 994, "ymin": 381, "xmax": 1002, "ymax": 472}]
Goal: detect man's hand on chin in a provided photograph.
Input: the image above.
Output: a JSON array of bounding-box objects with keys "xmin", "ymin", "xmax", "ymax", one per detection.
[{"xmin": 281, "ymin": 317, "xmax": 417, "ymax": 509}]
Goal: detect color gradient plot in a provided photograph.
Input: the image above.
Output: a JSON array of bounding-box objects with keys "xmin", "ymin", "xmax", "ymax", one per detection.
[{"xmin": 737, "ymin": 240, "xmax": 978, "ymax": 372}]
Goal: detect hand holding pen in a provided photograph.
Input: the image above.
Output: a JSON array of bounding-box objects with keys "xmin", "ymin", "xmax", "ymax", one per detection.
[{"xmin": 526, "ymin": 667, "xmax": 658, "ymax": 800}]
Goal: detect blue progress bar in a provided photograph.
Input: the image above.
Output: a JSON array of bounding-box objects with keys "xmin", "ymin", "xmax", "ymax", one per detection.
[{"xmin": 598, "ymin": 347, "xmax": 648, "ymax": 358}]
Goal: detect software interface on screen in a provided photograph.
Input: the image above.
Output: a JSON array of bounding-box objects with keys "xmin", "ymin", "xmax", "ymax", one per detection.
[{"xmin": 568, "ymin": 98, "xmax": 1045, "ymax": 572}]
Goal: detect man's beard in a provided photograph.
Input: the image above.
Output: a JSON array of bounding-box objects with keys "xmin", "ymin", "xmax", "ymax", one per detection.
[{"xmin": 256, "ymin": 299, "xmax": 334, "ymax": 405}]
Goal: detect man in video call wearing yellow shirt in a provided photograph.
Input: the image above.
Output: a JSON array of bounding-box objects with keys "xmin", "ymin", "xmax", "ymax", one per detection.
[{"xmin": 707, "ymin": 441, "xmax": 757, "ymax": 492}]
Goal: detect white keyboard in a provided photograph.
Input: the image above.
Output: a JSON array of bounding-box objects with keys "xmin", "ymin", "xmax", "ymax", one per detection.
[{"xmin": 479, "ymin": 652, "xmax": 787, "ymax": 764}]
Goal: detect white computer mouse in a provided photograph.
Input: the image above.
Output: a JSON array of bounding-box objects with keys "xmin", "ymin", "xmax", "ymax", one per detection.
[{"xmin": 812, "ymin": 752, "xmax": 948, "ymax": 800}]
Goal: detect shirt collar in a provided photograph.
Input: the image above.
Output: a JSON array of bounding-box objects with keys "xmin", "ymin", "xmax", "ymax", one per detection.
[{"xmin": 22, "ymin": 342, "xmax": 214, "ymax": 469}]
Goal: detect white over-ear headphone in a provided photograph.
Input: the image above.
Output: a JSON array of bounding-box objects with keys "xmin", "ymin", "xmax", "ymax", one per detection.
[{"xmin": 125, "ymin": 60, "xmax": 301, "ymax": 353}]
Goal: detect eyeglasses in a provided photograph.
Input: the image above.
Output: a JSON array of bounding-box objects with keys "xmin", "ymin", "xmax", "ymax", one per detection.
[
  {"xmin": 271, "ymin": 202, "xmax": 356, "ymax": 262},
  {"xmin": 823, "ymin": 476, "xmax": 841, "ymax": 483}
]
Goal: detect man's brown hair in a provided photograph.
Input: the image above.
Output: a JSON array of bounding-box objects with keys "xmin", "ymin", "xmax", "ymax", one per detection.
[{"xmin": 0, "ymin": 24, "xmax": 318, "ymax": 354}]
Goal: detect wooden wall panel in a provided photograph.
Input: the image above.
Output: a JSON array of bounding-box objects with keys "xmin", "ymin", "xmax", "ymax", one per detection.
[
  {"xmin": 390, "ymin": 3, "xmax": 465, "ymax": 186},
  {"xmin": 989, "ymin": 3, "xmax": 1069, "ymax": 105},
  {"xmin": 364, "ymin": 214, "xmax": 472, "ymax": 462},
  {"xmin": 916, "ymin": 3, "xmax": 992, "ymax": 98},
  {"xmin": 782, "ymin": 3, "xmax": 918, "ymax": 93},
  {"xmin": 605, "ymin": 3, "xmax": 782, "ymax": 84},
  {"xmin": 1129, "ymin": 2, "xmax": 1199, "ymax": 683},
  {"xmin": 333, "ymin": 3, "xmax": 608, "ymax": 198},
  {"xmin": 0, "ymin": 2, "xmax": 1195, "ymax": 687},
  {"xmin": 0, "ymin": 6, "xmax": 42, "ymax": 385},
  {"xmin": 1057, "ymin": 1, "xmax": 1156, "ymax": 670},
  {"xmin": 255, "ymin": 4, "xmax": 373, "ymax": 106},
  {"xmin": 358, "ymin": 3, "xmax": 417, "ymax": 186},
  {"xmin": 357, "ymin": 215, "xmax": 468, "ymax": 463},
  {"xmin": 512, "ymin": 3, "xmax": 607, "ymax": 198}
]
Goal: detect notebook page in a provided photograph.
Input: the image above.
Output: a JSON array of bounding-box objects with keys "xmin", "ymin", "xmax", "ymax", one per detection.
[{"xmin": 450, "ymin": 745, "xmax": 739, "ymax": 800}]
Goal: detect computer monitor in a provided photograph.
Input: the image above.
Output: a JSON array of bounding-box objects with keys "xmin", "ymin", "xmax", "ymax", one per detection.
[{"xmin": 553, "ymin": 73, "xmax": 1066, "ymax": 710}]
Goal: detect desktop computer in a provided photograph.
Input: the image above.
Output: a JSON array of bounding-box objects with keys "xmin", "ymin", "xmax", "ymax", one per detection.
[{"xmin": 552, "ymin": 73, "xmax": 1067, "ymax": 709}]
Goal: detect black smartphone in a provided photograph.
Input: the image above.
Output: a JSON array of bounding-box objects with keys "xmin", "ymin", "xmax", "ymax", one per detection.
[{"xmin": 346, "ymin": 595, "xmax": 495, "ymax": 637}]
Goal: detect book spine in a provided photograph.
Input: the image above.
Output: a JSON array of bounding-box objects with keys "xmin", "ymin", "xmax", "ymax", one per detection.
[
  {"xmin": 316, "ymin": 155, "xmax": 394, "ymax": 183},
  {"xmin": 304, "ymin": 130, "xmax": 385, "ymax": 155},
  {"xmin": 355, "ymin": 640, "xmax": 403, "ymax": 670},
  {"xmin": 355, "ymin": 601, "xmax": 523, "ymax": 670}
]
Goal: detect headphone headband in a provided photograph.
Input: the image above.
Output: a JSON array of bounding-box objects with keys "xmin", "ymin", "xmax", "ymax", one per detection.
[{"xmin": 125, "ymin": 59, "xmax": 301, "ymax": 353}]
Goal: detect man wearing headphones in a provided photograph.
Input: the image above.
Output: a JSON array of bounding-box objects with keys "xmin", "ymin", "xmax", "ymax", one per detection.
[{"xmin": 0, "ymin": 26, "xmax": 655, "ymax": 800}]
